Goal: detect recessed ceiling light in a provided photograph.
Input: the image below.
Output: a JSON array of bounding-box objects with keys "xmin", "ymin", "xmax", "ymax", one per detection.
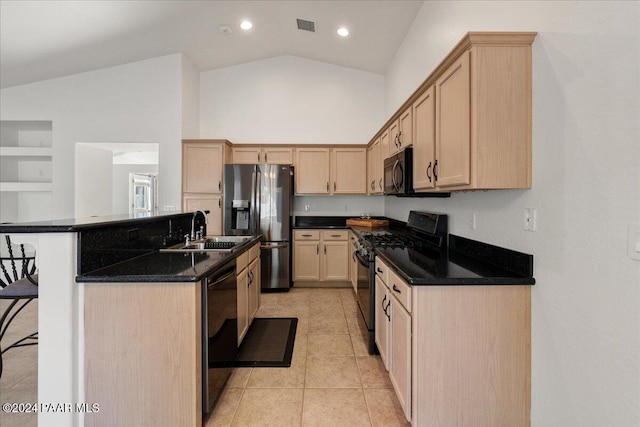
[
  {"xmin": 337, "ymin": 27, "xmax": 349, "ymax": 37},
  {"xmin": 240, "ymin": 20, "xmax": 253, "ymax": 30}
]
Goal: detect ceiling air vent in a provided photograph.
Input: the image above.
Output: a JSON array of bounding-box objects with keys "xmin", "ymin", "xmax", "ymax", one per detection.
[{"xmin": 296, "ymin": 19, "xmax": 316, "ymax": 33}]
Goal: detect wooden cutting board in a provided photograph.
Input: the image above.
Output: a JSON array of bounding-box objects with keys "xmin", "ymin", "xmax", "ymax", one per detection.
[{"xmin": 346, "ymin": 218, "xmax": 389, "ymax": 229}]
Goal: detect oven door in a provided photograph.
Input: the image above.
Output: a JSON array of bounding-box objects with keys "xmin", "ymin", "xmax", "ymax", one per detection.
[
  {"xmin": 355, "ymin": 249, "xmax": 377, "ymax": 354},
  {"xmin": 383, "ymin": 154, "xmax": 405, "ymax": 195}
]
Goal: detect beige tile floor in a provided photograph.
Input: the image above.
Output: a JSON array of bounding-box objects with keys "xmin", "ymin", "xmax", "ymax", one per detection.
[{"xmin": 0, "ymin": 288, "xmax": 409, "ymax": 427}]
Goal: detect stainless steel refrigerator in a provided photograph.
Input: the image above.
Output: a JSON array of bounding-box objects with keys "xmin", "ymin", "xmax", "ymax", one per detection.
[{"xmin": 223, "ymin": 164, "xmax": 292, "ymax": 291}]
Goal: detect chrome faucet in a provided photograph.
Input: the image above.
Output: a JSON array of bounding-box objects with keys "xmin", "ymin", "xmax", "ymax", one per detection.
[{"xmin": 191, "ymin": 210, "xmax": 208, "ymax": 241}]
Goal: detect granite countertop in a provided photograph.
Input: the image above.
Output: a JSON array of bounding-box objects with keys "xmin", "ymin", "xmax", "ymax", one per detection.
[
  {"xmin": 0, "ymin": 211, "xmax": 193, "ymax": 233},
  {"xmin": 374, "ymin": 234, "xmax": 535, "ymax": 286},
  {"xmin": 77, "ymin": 236, "xmax": 261, "ymax": 283}
]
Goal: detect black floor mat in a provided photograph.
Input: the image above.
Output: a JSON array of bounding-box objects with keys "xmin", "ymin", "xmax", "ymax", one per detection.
[{"xmin": 234, "ymin": 317, "xmax": 297, "ymax": 367}]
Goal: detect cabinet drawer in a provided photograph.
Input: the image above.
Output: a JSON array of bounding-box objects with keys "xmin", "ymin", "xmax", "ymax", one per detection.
[
  {"xmin": 237, "ymin": 250, "xmax": 249, "ymax": 272},
  {"xmin": 294, "ymin": 230, "xmax": 320, "ymax": 241},
  {"xmin": 321, "ymin": 230, "xmax": 348, "ymax": 241},
  {"xmin": 388, "ymin": 268, "xmax": 411, "ymax": 313},
  {"xmin": 249, "ymin": 242, "xmax": 260, "ymax": 262},
  {"xmin": 375, "ymin": 258, "xmax": 389, "ymax": 284}
]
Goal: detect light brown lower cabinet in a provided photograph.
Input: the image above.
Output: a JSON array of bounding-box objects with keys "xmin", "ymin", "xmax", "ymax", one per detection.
[
  {"xmin": 183, "ymin": 194, "xmax": 222, "ymax": 236},
  {"xmin": 237, "ymin": 243, "xmax": 260, "ymax": 345},
  {"xmin": 375, "ymin": 258, "xmax": 531, "ymax": 426},
  {"xmin": 84, "ymin": 281, "xmax": 202, "ymax": 426},
  {"xmin": 293, "ymin": 229, "xmax": 349, "ymax": 282}
]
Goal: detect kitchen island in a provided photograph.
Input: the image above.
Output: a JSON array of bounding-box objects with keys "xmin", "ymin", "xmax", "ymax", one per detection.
[{"xmin": 0, "ymin": 213, "xmax": 260, "ymax": 426}]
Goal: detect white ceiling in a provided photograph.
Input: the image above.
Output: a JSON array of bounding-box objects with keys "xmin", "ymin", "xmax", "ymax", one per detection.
[{"xmin": 0, "ymin": 0, "xmax": 424, "ymax": 89}]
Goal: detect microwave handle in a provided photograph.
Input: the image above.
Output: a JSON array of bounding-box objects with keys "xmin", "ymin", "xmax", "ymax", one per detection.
[
  {"xmin": 396, "ymin": 161, "xmax": 404, "ymax": 189},
  {"xmin": 391, "ymin": 159, "xmax": 400, "ymax": 191}
]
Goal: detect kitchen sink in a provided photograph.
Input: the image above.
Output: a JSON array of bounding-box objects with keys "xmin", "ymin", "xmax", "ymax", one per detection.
[{"xmin": 161, "ymin": 236, "xmax": 252, "ymax": 252}]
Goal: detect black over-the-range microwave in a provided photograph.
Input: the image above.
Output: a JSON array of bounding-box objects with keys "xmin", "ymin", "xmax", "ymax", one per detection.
[{"xmin": 383, "ymin": 147, "xmax": 450, "ymax": 197}]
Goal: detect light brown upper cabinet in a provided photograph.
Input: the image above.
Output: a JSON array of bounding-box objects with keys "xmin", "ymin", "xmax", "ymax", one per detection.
[
  {"xmin": 413, "ymin": 86, "xmax": 436, "ymax": 191},
  {"xmin": 295, "ymin": 147, "xmax": 367, "ymax": 195},
  {"xmin": 332, "ymin": 148, "xmax": 367, "ymax": 194},
  {"xmin": 232, "ymin": 146, "xmax": 294, "ymax": 165},
  {"xmin": 389, "ymin": 106, "xmax": 414, "ymax": 157},
  {"xmin": 367, "ymin": 138, "xmax": 380, "ymax": 195},
  {"xmin": 295, "ymin": 147, "xmax": 331, "ymax": 194},
  {"xmin": 370, "ymin": 32, "xmax": 536, "ymax": 193},
  {"xmin": 433, "ymin": 34, "xmax": 534, "ymax": 190},
  {"xmin": 435, "ymin": 52, "xmax": 471, "ymax": 188},
  {"xmin": 182, "ymin": 139, "xmax": 231, "ymax": 235}
]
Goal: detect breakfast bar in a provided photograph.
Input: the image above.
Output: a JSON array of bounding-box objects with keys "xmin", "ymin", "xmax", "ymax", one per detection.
[{"xmin": 0, "ymin": 212, "xmax": 259, "ymax": 426}]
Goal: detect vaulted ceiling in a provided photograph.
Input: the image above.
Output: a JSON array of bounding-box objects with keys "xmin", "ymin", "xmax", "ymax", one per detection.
[{"xmin": 0, "ymin": 0, "xmax": 423, "ymax": 89}]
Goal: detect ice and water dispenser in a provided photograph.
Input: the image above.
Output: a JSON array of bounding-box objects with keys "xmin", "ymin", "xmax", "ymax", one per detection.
[{"xmin": 230, "ymin": 199, "xmax": 250, "ymax": 231}]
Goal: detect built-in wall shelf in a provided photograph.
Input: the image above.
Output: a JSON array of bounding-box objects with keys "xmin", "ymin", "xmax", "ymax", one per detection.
[
  {"xmin": 0, "ymin": 147, "xmax": 53, "ymax": 157},
  {"xmin": 0, "ymin": 120, "xmax": 54, "ymax": 223}
]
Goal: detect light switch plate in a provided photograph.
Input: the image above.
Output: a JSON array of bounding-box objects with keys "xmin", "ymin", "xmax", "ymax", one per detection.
[
  {"xmin": 468, "ymin": 212, "xmax": 477, "ymax": 230},
  {"xmin": 628, "ymin": 224, "xmax": 640, "ymax": 260},
  {"xmin": 524, "ymin": 208, "xmax": 536, "ymax": 232}
]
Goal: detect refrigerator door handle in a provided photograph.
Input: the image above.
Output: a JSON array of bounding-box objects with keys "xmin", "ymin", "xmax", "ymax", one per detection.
[
  {"xmin": 255, "ymin": 169, "xmax": 261, "ymax": 235},
  {"xmin": 261, "ymin": 244, "xmax": 288, "ymax": 249}
]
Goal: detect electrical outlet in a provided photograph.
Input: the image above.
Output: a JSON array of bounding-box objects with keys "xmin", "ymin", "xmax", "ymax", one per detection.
[
  {"xmin": 344, "ymin": 205, "xmax": 349, "ymax": 212},
  {"xmin": 468, "ymin": 212, "xmax": 477, "ymax": 230},
  {"xmin": 524, "ymin": 208, "xmax": 537, "ymax": 232},
  {"xmin": 163, "ymin": 205, "xmax": 176, "ymax": 211},
  {"xmin": 304, "ymin": 204, "xmax": 310, "ymax": 212}
]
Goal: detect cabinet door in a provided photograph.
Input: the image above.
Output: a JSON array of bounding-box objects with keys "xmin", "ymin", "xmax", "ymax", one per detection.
[
  {"xmin": 293, "ymin": 241, "xmax": 320, "ymax": 281},
  {"xmin": 237, "ymin": 268, "xmax": 249, "ymax": 345},
  {"xmin": 380, "ymin": 128, "xmax": 391, "ymax": 162},
  {"xmin": 388, "ymin": 120, "xmax": 400, "ymax": 156},
  {"xmin": 332, "ymin": 148, "xmax": 367, "ymax": 194},
  {"xmin": 183, "ymin": 194, "xmax": 222, "ymax": 236},
  {"xmin": 295, "ymin": 148, "xmax": 330, "ymax": 194},
  {"xmin": 413, "ymin": 87, "xmax": 436, "ymax": 190},
  {"xmin": 248, "ymin": 258, "xmax": 260, "ymax": 321},
  {"xmin": 436, "ymin": 51, "xmax": 471, "ymax": 187},
  {"xmin": 232, "ymin": 147, "xmax": 261, "ymax": 164},
  {"xmin": 321, "ymin": 241, "xmax": 349, "ymax": 281},
  {"xmin": 375, "ymin": 277, "xmax": 390, "ymax": 370},
  {"xmin": 367, "ymin": 140, "xmax": 380, "ymax": 195},
  {"xmin": 182, "ymin": 143, "xmax": 223, "ymax": 194},
  {"xmin": 263, "ymin": 148, "xmax": 293, "ymax": 165},
  {"xmin": 390, "ymin": 296, "xmax": 412, "ymax": 422},
  {"xmin": 398, "ymin": 106, "xmax": 413, "ymax": 150}
]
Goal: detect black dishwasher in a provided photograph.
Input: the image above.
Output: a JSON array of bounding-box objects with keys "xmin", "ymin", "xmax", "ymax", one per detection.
[{"xmin": 202, "ymin": 258, "xmax": 238, "ymax": 414}]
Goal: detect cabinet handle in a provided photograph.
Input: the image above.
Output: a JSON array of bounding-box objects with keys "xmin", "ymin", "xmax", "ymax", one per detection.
[
  {"xmin": 392, "ymin": 284, "xmax": 401, "ymax": 294},
  {"xmin": 433, "ymin": 160, "xmax": 438, "ymax": 181},
  {"xmin": 398, "ymin": 131, "xmax": 402, "ymax": 147},
  {"xmin": 218, "ymin": 199, "xmax": 221, "ymax": 208},
  {"xmin": 376, "ymin": 267, "xmax": 383, "ymax": 273},
  {"xmin": 352, "ymin": 251, "xmax": 357, "ymax": 262},
  {"xmin": 394, "ymin": 134, "xmax": 399, "ymax": 148},
  {"xmin": 326, "ymin": 182, "xmax": 329, "ymax": 192},
  {"xmin": 218, "ymin": 180, "xmax": 222, "ymax": 191},
  {"xmin": 379, "ymin": 178, "xmax": 382, "ymax": 190},
  {"xmin": 302, "ymin": 234, "xmax": 312, "ymax": 237},
  {"xmin": 382, "ymin": 294, "xmax": 387, "ymax": 313},
  {"xmin": 258, "ymin": 153, "xmax": 261, "ymax": 162},
  {"xmin": 331, "ymin": 234, "xmax": 341, "ymax": 238},
  {"xmin": 426, "ymin": 161, "xmax": 432, "ymax": 183},
  {"xmin": 334, "ymin": 182, "xmax": 336, "ymax": 191},
  {"xmin": 385, "ymin": 299, "xmax": 391, "ymax": 320},
  {"xmin": 324, "ymin": 245, "xmax": 327, "ymax": 254},
  {"xmin": 371, "ymin": 181, "xmax": 375, "ymax": 191},
  {"xmin": 316, "ymin": 244, "xmax": 319, "ymax": 255},
  {"xmin": 265, "ymin": 153, "xmax": 268, "ymax": 163}
]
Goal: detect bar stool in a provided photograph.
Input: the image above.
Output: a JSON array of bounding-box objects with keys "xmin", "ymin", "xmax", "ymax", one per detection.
[{"xmin": 0, "ymin": 235, "xmax": 38, "ymax": 378}]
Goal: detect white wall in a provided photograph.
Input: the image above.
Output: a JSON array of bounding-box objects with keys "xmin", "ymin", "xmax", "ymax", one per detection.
[
  {"xmin": 385, "ymin": 1, "xmax": 640, "ymax": 425},
  {"xmin": 200, "ymin": 55, "xmax": 385, "ymax": 144},
  {"xmin": 181, "ymin": 56, "xmax": 200, "ymax": 139},
  {"xmin": 75, "ymin": 144, "xmax": 112, "ymax": 217},
  {"xmin": 293, "ymin": 195, "xmax": 385, "ymax": 218},
  {"xmin": 0, "ymin": 54, "xmax": 183, "ymax": 220}
]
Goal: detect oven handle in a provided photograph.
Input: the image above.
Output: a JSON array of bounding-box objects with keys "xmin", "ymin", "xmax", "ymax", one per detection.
[{"xmin": 355, "ymin": 251, "xmax": 370, "ymax": 267}]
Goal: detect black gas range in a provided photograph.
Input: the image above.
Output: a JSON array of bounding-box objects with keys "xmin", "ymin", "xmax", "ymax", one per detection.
[{"xmin": 353, "ymin": 211, "xmax": 447, "ymax": 354}]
